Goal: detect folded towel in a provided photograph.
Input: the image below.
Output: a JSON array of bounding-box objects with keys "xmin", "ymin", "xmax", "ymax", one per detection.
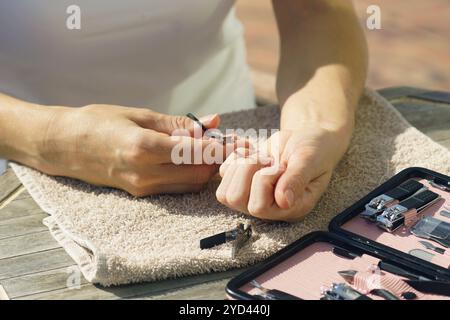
[{"xmin": 10, "ymin": 89, "xmax": 450, "ymax": 286}]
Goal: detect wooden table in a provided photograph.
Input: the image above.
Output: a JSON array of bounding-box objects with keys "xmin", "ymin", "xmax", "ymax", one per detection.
[{"xmin": 1, "ymin": 86, "xmax": 449, "ymax": 300}]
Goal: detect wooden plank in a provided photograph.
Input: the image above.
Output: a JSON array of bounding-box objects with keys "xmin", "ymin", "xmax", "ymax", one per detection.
[
  {"xmin": 15, "ymin": 190, "xmax": 33, "ymax": 201},
  {"xmin": 439, "ymin": 139, "xmax": 450, "ymax": 150},
  {"xmin": 0, "ymin": 266, "xmax": 88, "ymax": 299},
  {"xmin": 0, "ymin": 231, "xmax": 60, "ymax": 260},
  {"xmin": 15, "ymin": 283, "xmax": 105, "ymax": 300},
  {"xmin": 0, "ymin": 169, "xmax": 22, "ymax": 203},
  {"xmin": 0, "ymin": 285, "xmax": 9, "ymax": 300},
  {"xmin": 410, "ymin": 90, "xmax": 450, "ymax": 105},
  {"xmin": 378, "ymin": 86, "xmax": 429, "ymax": 101},
  {"xmin": 16, "ymin": 268, "xmax": 245, "ymax": 300},
  {"xmin": 382, "ymin": 88, "xmax": 450, "ymax": 106},
  {"xmin": 0, "ymin": 248, "xmax": 74, "ymax": 280},
  {"xmin": 388, "ymin": 96, "xmax": 450, "ymax": 150},
  {"xmin": 0, "ymin": 196, "xmax": 45, "ymax": 222},
  {"xmin": 137, "ymin": 279, "xmax": 229, "ymax": 300},
  {"xmin": 393, "ymin": 99, "xmax": 450, "ymax": 131},
  {"xmin": 0, "ymin": 214, "xmax": 48, "ymax": 240}
]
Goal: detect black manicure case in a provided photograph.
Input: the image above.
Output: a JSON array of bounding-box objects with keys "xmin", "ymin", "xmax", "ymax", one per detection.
[{"xmin": 226, "ymin": 167, "xmax": 450, "ymax": 300}]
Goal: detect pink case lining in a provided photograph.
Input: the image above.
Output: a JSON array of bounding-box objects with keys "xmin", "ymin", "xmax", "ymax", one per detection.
[
  {"xmin": 239, "ymin": 242, "xmax": 449, "ymax": 300},
  {"xmin": 342, "ymin": 179, "xmax": 450, "ymax": 268}
]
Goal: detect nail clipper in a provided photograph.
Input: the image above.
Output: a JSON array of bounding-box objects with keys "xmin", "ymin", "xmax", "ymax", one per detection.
[
  {"xmin": 376, "ymin": 189, "xmax": 440, "ymax": 232},
  {"xmin": 360, "ymin": 180, "xmax": 424, "ymax": 221}
]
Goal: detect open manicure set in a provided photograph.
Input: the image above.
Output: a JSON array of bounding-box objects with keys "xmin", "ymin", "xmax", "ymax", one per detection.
[{"xmin": 226, "ymin": 167, "xmax": 450, "ymax": 300}]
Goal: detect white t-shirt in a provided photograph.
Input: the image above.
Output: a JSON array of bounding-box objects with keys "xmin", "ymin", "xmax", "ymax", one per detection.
[
  {"xmin": 0, "ymin": 1, "xmax": 256, "ymax": 174},
  {"xmin": 0, "ymin": 0, "xmax": 255, "ymax": 114}
]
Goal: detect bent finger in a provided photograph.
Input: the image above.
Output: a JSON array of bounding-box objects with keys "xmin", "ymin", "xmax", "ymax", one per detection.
[{"xmin": 247, "ymin": 164, "xmax": 286, "ymax": 220}]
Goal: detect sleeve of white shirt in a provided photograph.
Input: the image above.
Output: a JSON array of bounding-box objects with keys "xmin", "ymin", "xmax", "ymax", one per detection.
[{"xmin": 0, "ymin": 159, "xmax": 7, "ymax": 175}]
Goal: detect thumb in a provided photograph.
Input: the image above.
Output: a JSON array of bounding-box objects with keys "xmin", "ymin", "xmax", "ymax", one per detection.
[
  {"xmin": 273, "ymin": 154, "xmax": 312, "ymax": 210},
  {"xmin": 199, "ymin": 114, "xmax": 221, "ymax": 130}
]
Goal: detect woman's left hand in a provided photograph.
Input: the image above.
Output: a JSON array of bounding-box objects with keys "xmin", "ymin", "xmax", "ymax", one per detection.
[{"xmin": 215, "ymin": 124, "xmax": 352, "ymax": 222}]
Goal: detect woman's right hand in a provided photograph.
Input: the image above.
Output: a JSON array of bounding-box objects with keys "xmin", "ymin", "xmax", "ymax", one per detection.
[{"xmin": 29, "ymin": 104, "xmax": 232, "ymax": 196}]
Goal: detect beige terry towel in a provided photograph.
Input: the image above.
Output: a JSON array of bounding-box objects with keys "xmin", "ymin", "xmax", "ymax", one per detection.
[{"xmin": 10, "ymin": 89, "xmax": 450, "ymax": 286}]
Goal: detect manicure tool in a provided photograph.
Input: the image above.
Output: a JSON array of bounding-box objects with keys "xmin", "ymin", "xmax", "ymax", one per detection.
[
  {"xmin": 418, "ymin": 240, "xmax": 446, "ymax": 254},
  {"xmin": 411, "ymin": 216, "xmax": 450, "ymax": 248},
  {"xmin": 404, "ymin": 280, "xmax": 450, "ymax": 296},
  {"xmin": 409, "ymin": 249, "xmax": 435, "ymax": 262},
  {"xmin": 339, "ymin": 268, "xmax": 450, "ymax": 298},
  {"xmin": 429, "ymin": 177, "xmax": 450, "ymax": 193},
  {"xmin": 199, "ymin": 223, "xmax": 252, "ymax": 259},
  {"xmin": 231, "ymin": 224, "xmax": 253, "ymax": 259},
  {"xmin": 360, "ymin": 180, "xmax": 424, "ymax": 221},
  {"xmin": 186, "ymin": 113, "xmax": 209, "ymax": 133},
  {"xmin": 401, "ymin": 292, "xmax": 417, "ymax": 299},
  {"xmin": 332, "ymin": 246, "xmax": 359, "ymax": 259},
  {"xmin": 377, "ymin": 261, "xmax": 431, "ymax": 281},
  {"xmin": 249, "ymin": 280, "xmax": 300, "ymax": 300},
  {"xmin": 440, "ymin": 210, "xmax": 450, "ymax": 219},
  {"xmin": 376, "ymin": 189, "xmax": 441, "ymax": 232},
  {"xmin": 186, "ymin": 113, "xmax": 227, "ymax": 143},
  {"xmin": 338, "ymin": 270, "xmax": 400, "ymax": 300},
  {"xmin": 321, "ymin": 283, "xmax": 372, "ymax": 300}
]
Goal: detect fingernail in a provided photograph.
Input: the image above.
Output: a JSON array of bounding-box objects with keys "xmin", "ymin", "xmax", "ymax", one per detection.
[
  {"xmin": 285, "ymin": 189, "xmax": 295, "ymax": 208},
  {"xmin": 259, "ymin": 155, "xmax": 272, "ymax": 166},
  {"xmin": 199, "ymin": 114, "xmax": 216, "ymax": 124}
]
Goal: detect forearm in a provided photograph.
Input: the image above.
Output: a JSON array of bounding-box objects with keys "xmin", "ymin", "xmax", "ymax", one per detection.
[
  {"xmin": 273, "ymin": 0, "xmax": 368, "ymax": 135},
  {"xmin": 0, "ymin": 93, "xmax": 57, "ymax": 167}
]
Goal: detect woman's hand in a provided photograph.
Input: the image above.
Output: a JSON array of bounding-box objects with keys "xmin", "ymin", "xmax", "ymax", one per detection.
[
  {"xmin": 216, "ymin": 124, "xmax": 352, "ymax": 222},
  {"xmin": 34, "ymin": 104, "xmax": 232, "ymax": 196}
]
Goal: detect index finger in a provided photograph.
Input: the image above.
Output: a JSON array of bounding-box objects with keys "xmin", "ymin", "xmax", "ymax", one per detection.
[{"xmin": 140, "ymin": 130, "xmax": 246, "ymax": 165}]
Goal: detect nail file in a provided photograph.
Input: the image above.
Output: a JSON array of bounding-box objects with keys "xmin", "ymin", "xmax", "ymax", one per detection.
[
  {"xmin": 440, "ymin": 210, "xmax": 450, "ymax": 219},
  {"xmin": 409, "ymin": 249, "xmax": 435, "ymax": 262},
  {"xmin": 411, "ymin": 216, "xmax": 450, "ymax": 248}
]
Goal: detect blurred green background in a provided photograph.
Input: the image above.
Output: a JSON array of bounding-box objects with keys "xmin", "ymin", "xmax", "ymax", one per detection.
[{"xmin": 236, "ymin": 0, "xmax": 450, "ymax": 91}]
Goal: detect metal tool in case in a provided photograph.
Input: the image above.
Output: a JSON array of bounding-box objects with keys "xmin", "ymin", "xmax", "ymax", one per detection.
[
  {"xmin": 419, "ymin": 240, "xmax": 446, "ymax": 254},
  {"xmin": 440, "ymin": 210, "xmax": 450, "ymax": 219},
  {"xmin": 321, "ymin": 283, "xmax": 372, "ymax": 300},
  {"xmin": 360, "ymin": 180, "xmax": 424, "ymax": 221},
  {"xmin": 429, "ymin": 177, "xmax": 450, "ymax": 193},
  {"xmin": 411, "ymin": 216, "xmax": 450, "ymax": 248},
  {"xmin": 249, "ymin": 280, "xmax": 300, "ymax": 300},
  {"xmin": 376, "ymin": 189, "xmax": 440, "ymax": 232},
  {"xmin": 186, "ymin": 112, "xmax": 229, "ymax": 144}
]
